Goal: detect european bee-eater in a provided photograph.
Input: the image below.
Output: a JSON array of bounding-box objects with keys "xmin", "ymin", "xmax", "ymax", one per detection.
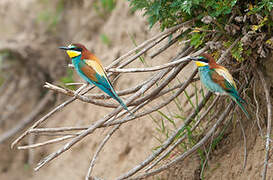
[
  {"xmin": 190, "ymin": 53, "xmax": 250, "ymax": 119},
  {"xmin": 59, "ymin": 43, "xmax": 132, "ymax": 115}
]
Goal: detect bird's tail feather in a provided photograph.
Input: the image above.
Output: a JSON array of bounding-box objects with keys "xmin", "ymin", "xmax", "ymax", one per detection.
[
  {"xmin": 229, "ymin": 94, "xmax": 250, "ymax": 119},
  {"xmin": 113, "ymin": 95, "xmax": 135, "ymax": 117},
  {"xmin": 107, "ymin": 87, "xmax": 134, "ymax": 117},
  {"xmin": 235, "ymin": 94, "xmax": 246, "ymax": 104},
  {"xmin": 93, "ymin": 81, "xmax": 134, "ymax": 116}
]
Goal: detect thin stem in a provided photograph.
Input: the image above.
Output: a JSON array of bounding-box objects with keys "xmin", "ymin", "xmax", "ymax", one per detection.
[
  {"xmin": 86, "ymin": 124, "xmax": 121, "ymax": 179},
  {"xmin": 257, "ymin": 69, "xmax": 272, "ymax": 180}
]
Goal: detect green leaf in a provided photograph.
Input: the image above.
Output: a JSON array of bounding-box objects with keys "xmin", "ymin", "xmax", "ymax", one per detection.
[
  {"xmin": 231, "ymin": 41, "xmax": 244, "ymax": 61},
  {"xmin": 190, "ymin": 32, "xmax": 205, "ymax": 48}
]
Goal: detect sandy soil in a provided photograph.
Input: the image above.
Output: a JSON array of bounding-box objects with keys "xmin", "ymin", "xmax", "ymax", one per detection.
[{"xmin": 0, "ymin": 1, "xmax": 272, "ymax": 180}]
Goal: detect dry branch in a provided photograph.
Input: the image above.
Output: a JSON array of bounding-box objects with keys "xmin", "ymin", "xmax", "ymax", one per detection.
[
  {"xmin": 130, "ymin": 101, "xmax": 235, "ymax": 179},
  {"xmin": 18, "ymin": 135, "xmax": 74, "ymax": 150},
  {"xmin": 106, "ymin": 20, "xmax": 193, "ymax": 69},
  {"xmin": 108, "ymin": 56, "xmax": 191, "ymax": 73},
  {"xmin": 0, "ymin": 92, "xmax": 54, "ymax": 144},
  {"xmin": 145, "ymin": 94, "xmax": 219, "ymax": 172},
  {"xmin": 257, "ymin": 69, "xmax": 272, "ymax": 180},
  {"xmin": 11, "ymin": 84, "xmax": 94, "ymax": 148},
  {"xmin": 86, "ymin": 124, "xmax": 121, "ymax": 180}
]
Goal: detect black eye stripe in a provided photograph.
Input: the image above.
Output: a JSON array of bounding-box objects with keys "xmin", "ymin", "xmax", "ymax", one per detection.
[
  {"xmin": 71, "ymin": 47, "xmax": 82, "ymax": 51},
  {"xmin": 199, "ymin": 57, "xmax": 208, "ymax": 63}
]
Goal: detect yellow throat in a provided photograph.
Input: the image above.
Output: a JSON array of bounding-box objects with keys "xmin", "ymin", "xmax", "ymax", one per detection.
[
  {"xmin": 66, "ymin": 50, "xmax": 81, "ymax": 58},
  {"xmin": 195, "ymin": 61, "xmax": 208, "ymax": 67}
]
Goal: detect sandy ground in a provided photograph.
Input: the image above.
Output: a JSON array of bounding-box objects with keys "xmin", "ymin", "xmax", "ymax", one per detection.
[{"xmin": 0, "ymin": 1, "xmax": 272, "ymax": 180}]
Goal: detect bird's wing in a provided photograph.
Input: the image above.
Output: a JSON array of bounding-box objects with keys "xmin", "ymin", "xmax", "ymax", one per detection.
[
  {"xmin": 79, "ymin": 60, "xmax": 99, "ymax": 83},
  {"xmin": 209, "ymin": 68, "xmax": 236, "ymax": 92},
  {"xmin": 214, "ymin": 67, "xmax": 237, "ymax": 89},
  {"xmin": 81, "ymin": 59, "xmax": 115, "ymax": 91},
  {"xmin": 83, "ymin": 59, "xmax": 106, "ymax": 77}
]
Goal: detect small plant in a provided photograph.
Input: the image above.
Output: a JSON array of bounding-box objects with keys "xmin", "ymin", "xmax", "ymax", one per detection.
[
  {"xmin": 128, "ymin": 0, "xmax": 273, "ymax": 61},
  {"xmin": 151, "ymin": 82, "xmax": 213, "ymax": 173},
  {"xmin": 129, "ymin": 0, "xmax": 272, "ymax": 30},
  {"xmin": 128, "ymin": 33, "xmax": 148, "ymax": 65}
]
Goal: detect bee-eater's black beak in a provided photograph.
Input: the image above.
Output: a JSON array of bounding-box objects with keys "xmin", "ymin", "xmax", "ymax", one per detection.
[{"xmin": 59, "ymin": 46, "xmax": 70, "ymax": 50}]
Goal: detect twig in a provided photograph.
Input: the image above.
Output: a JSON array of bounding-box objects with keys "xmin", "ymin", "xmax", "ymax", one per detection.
[
  {"xmin": 86, "ymin": 124, "xmax": 121, "ymax": 180},
  {"xmin": 27, "ymin": 77, "xmax": 199, "ymax": 137},
  {"xmin": 33, "ymin": 132, "xmax": 80, "ymax": 136},
  {"xmin": 11, "ymin": 84, "xmax": 92, "ymax": 148},
  {"xmin": 115, "ymin": 32, "xmax": 175, "ymax": 70},
  {"xmin": 65, "ymin": 82, "xmax": 85, "ymax": 86},
  {"xmin": 150, "ymin": 32, "xmax": 188, "ymax": 59},
  {"xmin": 28, "ymin": 77, "xmax": 199, "ymax": 137},
  {"xmin": 129, "ymin": 101, "xmax": 235, "ymax": 179},
  {"xmin": 145, "ymin": 94, "xmax": 218, "ymax": 172},
  {"xmin": 106, "ymin": 20, "xmax": 194, "ymax": 69},
  {"xmin": 257, "ymin": 69, "xmax": 272, "ymax": 180},
  {"xmin": 108, "ymin": 56, "xmax": 191, "ymax": 73},
  {"xmin": 200, "ymin": 130, "xmax": 216, "ymax": 179},
  {"xmin": 45, "ymin": 82, "xmax": 120, "ymax": 108},
  {"xmin": 253, "ymin": 82, "xmax": 263, "ymax": 137},
  {"xmin": 217, "ymin": 37, "xmax": 240, "ymax": 64},
  {"xmin": 18, "ymin": 135, "xmax": 74, "ymax": 150},
  {"xmin": 116, "ymin": 90, "xmax": 211, "ymax": 180},
  {"xmin": 29, "ymin": 127, "xmax": 88, "ymax": 133},
  {"xmin": 238, "ymin": 117, "xmax": 247, "ymax": 170},
  {"xmin": 0, "ymin": 92, "xmax": 54, "ymax": 144}
]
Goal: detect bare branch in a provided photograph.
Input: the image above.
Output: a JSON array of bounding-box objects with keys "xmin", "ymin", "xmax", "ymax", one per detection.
[
  {"xmin": 253, "ymin": 82, "xmax": 263, "ymax": 137},
  {"xmin": 238, "ymin": 117, "xmax": 247, "ymax": 170},
  {"xmin": 108, "ymin": 56, "xmax": 191, "ymax": 73},
  {"xmin": 129, "ymin": 101, "xmax": 235, "ymax": 180},
  {"xmin": 86, "ymin": 124, "xmax": 121, "ymax": 180},
  {"xmin": 145, "ymin": 94, "xmax": 219, "ymax": 172},
  {"xmin": 116, "ymin": 89, "xmax": 212, "ymax": 179},
  {"xmin": 18, "ymin": 135, "xmax": 75, "ymax": 150},
  {"xmin": 0, "ymin": 92, "xmax": 54, "ymax": 144},
  {"xmin": 106, "ymin": 20, "xmax": 194, "ymax": 69},
  {"xmin": 150, "ymin": 32, "xmax": 188, "ymax": 58},
  {"xmin": 257, "ymin": 69, "xmax": 272, "ymax": 180},
  {"xmin": 29, "ymin": 127, "xmax": 88, "ymax": 134},
  {"xmin": 11, "ymin": 84, "xmax": 92, "ymax": 148}
]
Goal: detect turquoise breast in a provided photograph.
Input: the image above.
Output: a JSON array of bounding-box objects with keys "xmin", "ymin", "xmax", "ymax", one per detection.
[{"xmin": 198, "ymin": 66, "xmax": 226, "ymax": 94}]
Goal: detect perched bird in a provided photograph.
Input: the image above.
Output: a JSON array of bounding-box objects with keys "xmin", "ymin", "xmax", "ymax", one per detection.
[
  {"xmin": 190, "ymin": 53, "xmax": 250, "ymax": 119},
  {"xmin": 59, "ymin": 43, "xmax": 132, "ymax": 115}
]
